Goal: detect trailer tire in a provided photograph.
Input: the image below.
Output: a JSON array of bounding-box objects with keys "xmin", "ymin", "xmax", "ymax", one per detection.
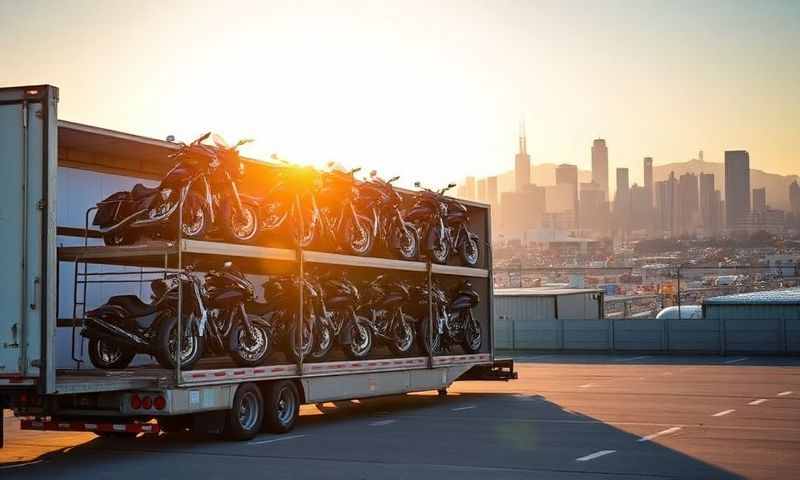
[
  {"xmin": 262, "ymin": 380, "xmax": 299, "ymax": 434},
  {"xmin": 224, "ymin": 383, "xmax": 264, "ymax": 441}
]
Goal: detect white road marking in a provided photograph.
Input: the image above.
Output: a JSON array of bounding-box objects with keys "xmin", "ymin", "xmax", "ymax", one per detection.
[
  {"xmin": 661, "ymin": 372, "xmax": 673, "ymax": 376},
  {"xmin": 777, "ymin": 391, "xmax": 792, "ymax": 396},
  {"xmin": 369, "ymin": 419, "xmax": 396, "ymax": 427},
  {"xmin": 712, "ymin": 409, "xmax": 736, "ymax": 417},
  {"xmin": 637, "ymin": 426, "xmax": 682, "ymax": 442},
  {"xmin": 578, "ymin": 383, "xmax": 594, "ymax": 388},
  {"xmin": 617, "ymin": 355, "xmax": 650, "ymax": 362},
  {"xmin": 748, "ymin": 399, "xmax": 768, "ymax": 406},
  {"xmin": 451, "ymin": 405, "xmax": 477, "ymax": 411},
  {"xmin": 248, "ymin": 434, "xmax": 306, "ymax": 445},
  {"xmin": 0, "ymin": 460, "xmax": 45, "ymax": 470},
  {"xmin": 723, "ymin": 357, "xmax": 748, "ymax": 364},
  {"xmin": 576, "ymin": 450, "xmax": 616, "ymax": 462}
]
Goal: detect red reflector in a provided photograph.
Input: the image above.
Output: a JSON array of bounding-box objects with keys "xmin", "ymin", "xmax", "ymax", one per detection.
[
  {"xmin": 153, "ymin": 395, "xmax": 166, "ymax": 410},
  {"xmin": 142, "ymin": 396, "xmax": 153, "ymax": 409},
  {"xmin": 131, "ymin": 394, "xmax": 142, "ymax": 410}
]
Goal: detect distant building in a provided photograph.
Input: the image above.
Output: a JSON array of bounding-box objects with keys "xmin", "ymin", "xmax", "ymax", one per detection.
[
  {"xmin": 591, "ymin": 139, "xmax": 609, "ymax": 201},
  {"xmin": 790, "ymin": 180, "xmax": 800, "ymax": 215},
  {"xmin": 515, "ymin": 123, "xmax": 531, "ymax": 192},
  {"xmin": 555, "ymin": 163, "xmax": 579, "ymax": 229},
  {"xmin": 752, "ymin": 187, "xmax": 767, "ymax": 213},
  {"xmin": 476, "ymin": 178, "xmax": 487, "ymax": 203},
  {"xmin": 699, "ymin": 172, "xmax": 720, "ymax": 236},
  {"xmin": 614, "ymin": 168, "xmax": 630, "ymax": 237},
  {"xmin": 486, "ymin": 175, "xmax": 498, "ymax": 208},
  {"xmin": 677, "ymin": 172, "xmax": 699, "ymax": 235},
  {"xmin": 643, "ymin": 157, "xmax": 654, "ymax": 208},
  {"xmin": 579, "ymin": 182, "xmax": 608, "ymax": 236},
  {"xmin": 725, "ymin": 150, "xmax": 751, "ymax": 231},
  {"xmin": 545, "ymin": 183, "xmax": 576, "ymax": 214},
  {"xmin": 732, "ymin": 208, "xmax": 785, "ymax": 235},
  {"xmin": 499, "ymin": 185, "xmax": 546, "ymax": 240},
  {"xmin": 655, "ymin": 172, "xmax": 678, "ymax": 236},
  {"xmin": 630, "ymin": 183, "xmax": 651, "ymax": 233}
]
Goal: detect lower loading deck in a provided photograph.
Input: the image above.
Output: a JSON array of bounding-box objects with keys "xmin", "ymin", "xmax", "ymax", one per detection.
[{"xmin": 52, "ymin": 353, "xmax": 493, "ymax": 395}]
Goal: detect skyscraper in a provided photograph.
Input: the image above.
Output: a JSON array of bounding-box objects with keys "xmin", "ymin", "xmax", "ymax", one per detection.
[
  {"xmin": 790, "ymin": 181, "xmax": 800, "ymax": 215},
  {"xmin": 486, "ymin": 176, "xmax": 498, "ymax": 208},
  {"xmin": 643, "ymin": 157, "xmax": 654, "ymax": 207},
  {"xmin": 656, "ymin": 172, "xmax": 678, "ymax": 236},
  {"xmin": 677, "ymin": 172, "xmax": 699, "ymax": 235},
  {"xmin": 591, "ymin": 139, "xmax": 609, "ymax": 201},
  {"xmin": 556, "ymin": 164, "xmax": 579, "ymax": 230},
  {"xmin": 699, "ymin": 172, "xmax": 719, "ymax": 236},
  {"xmin": 725, "ymin": 150, "xmax": 751, "ymax": 230},
  {"xmin": 614, "ymin": 168, "xmax": 630, "ymax": 237},
  {"xmin": 752, "ymin": 187, "xmax": 766, "ymax": 213},
  {"xmin": 514, "ymin": 122, "xmax": 531, "ymax": 192}
]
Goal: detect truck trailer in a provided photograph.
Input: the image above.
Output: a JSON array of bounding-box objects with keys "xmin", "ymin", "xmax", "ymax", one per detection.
[{"xmin": 0, "ymin": 85, "xmax": 514, "ymax": 445}]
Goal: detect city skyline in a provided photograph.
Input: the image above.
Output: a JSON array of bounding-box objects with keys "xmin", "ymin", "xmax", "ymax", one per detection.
[{"xmin": 2, "ymin": 0, "xmax": 798, "ymax": 188}]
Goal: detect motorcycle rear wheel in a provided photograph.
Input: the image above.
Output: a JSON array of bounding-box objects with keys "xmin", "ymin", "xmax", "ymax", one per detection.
[
  {"xmin": 344, "ymin": 316, "xmax": 373, "ymax": 360},
  {"xmin": 310, "ymin": 320, "xmax": 334, "ymax": 361},
  {"xmin": 460, "ymin": 236, "xmax": 480, "ymax": 267},
  {"xmin": 388, "ymin": 314, "xmax": 416, "ymax": 356},
  {"xmin": 344, "ymin": 214, "xmax": 374, "ymax": 256},
  {"xmin": 155, "ymin": 315, "xmax": 205, "ymax": 370},
  {"xmin": 88, "ymin": 338, "xmax": 135, "ymax": 370},
  {"xmin": 169, "ymin": 192, "xmax": 209, "ymax": 240},
  {"xmin": 429, "ymin": 229, "xmax": 449, "ymax": 265},
  {"xmin": 461, "ymin": 311, "xmax": 482, "ymax": 354},
  {"xmin": 419, "ymin": 315, "xmax": 443, "ymax": 355},
  {"xmin": 284, "ymin": 317, "xmax": 314, "ymax": 363},
  {"xmin": 391, "ymin": 222, "xmax": 419, "ymax": 260}
]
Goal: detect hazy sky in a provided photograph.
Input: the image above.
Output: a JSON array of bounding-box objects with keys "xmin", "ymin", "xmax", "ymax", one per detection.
[{"xmin": 2, "ymin": 0, "xmax": 798, "ymax": 190}]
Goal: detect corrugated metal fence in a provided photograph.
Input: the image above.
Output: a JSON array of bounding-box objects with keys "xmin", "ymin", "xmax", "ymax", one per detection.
[{"xmin": 494, "ymin": 317, "xmax": 800, "ymax": 354}]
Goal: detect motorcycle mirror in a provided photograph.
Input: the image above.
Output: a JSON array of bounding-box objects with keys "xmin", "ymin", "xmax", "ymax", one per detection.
[
  {"xmin": 195, "ymin": 132, "xmax": 211, "ymax": 144},
  {"xmin": 326, "ymin": 160, "xmax": 335, "ymax": 168},
  {"xmin": 414, "ymin": 181, "xmax": 421, "ymax": 188},
  {"xmin": 235, "ymin": 138, "xmax": 255, "ymax": 148},
  {"xmin": 351, "ymin": 167, "xmax": 362, "ymax": 174},
  {"xmin": 369, "ymin": 169, "xmax": 377, "ymax": 177},
  {"xmin": 166, "ymin": 134, "xmax": 175, "ymax": 142},
  {"xmin": 448, "ymin": 183, "xmax": 457, "ymax": 189},
  {"xmin": 389, "ymin": 175, "xmax": 400, "ymax": 183}
]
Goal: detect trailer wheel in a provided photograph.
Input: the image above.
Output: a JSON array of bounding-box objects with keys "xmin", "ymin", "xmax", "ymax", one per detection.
[
  {"xmin": 262, "ymin": 380, "xmax": 299, "ymax": 434},
  {"xmin": 224, "ymin": 383, "xmax": 264, "ymax": 441}
]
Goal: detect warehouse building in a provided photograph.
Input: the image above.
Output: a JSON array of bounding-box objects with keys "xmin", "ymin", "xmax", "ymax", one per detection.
[{"xmin": 703, "ymin": 288, "xmax": 800, "ymax": 320}]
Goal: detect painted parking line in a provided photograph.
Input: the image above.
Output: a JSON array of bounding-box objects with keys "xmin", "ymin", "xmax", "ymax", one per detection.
[
  {"xmin": 0, "ymin": 460, "xmax": 45, "ymax": 470},
  {"xmin": 369, "ymin": 419, "xmax": 397, "ymax": 427},
  {"xmin": 723, "ymin": 357, "xmax": 748, "ymax": 364},
  {"xmin": 712, "ymin": 409, "xmax": 736, "ymax": 417},
  {"xmin": 576, "ymin": 450, "xmax": 616, "ymax": 462},
  {"xmin": 617, "ymin": 355, "xmax": 651, "ymax": 362},
  {"xmin": 248, "ymin": 434, "xmax": 306, "ymax": 445},
  {"xmin": 748, "ymin": 399, "xmax": 768, "ymax": 406},
  {"xmin": 578, "ymin": 383, "xmax": 594, "ymax": 388},
  {"xmin": 637, "ymin": 426, "xmax": 682, "ymax": 442},
  {"xmin": 451, "ymin": 405, "xmax": 477, "ymax": 411},
  {"xmin": 777, "ymin": 391, "xmax": 793, "ymax": 397}
]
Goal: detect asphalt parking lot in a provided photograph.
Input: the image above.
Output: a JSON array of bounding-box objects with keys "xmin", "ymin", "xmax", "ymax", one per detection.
[{"xmin": 3, "ymin": 354, "xmax": 799, "ymax": 479}]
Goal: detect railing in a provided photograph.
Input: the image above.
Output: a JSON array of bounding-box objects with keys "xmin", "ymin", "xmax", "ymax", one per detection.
[{"xmin": 494, "ymin": 317, "xmax": 800, "ymax": 354}]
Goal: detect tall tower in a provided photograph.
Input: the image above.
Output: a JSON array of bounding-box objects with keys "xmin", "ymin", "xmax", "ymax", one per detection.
[
  {"xmin": 514, "ymin": 121, "xmax": 531, "ymax": 192},
  {"xmin": 725, "ymin": 150, "xmax": 751, "ymax": 230},
  {"xmin": 615, "ymin": 167, "xmax": 630, "ymax": 237},
  {"xmin": 643, "ymin": 157, "xmax": 653, "ymax": 207},
  {"xmin": 591, "ymin": 139, "xmax": 609, "ymax": 201},
  {"xmin": 752, "ymin": 187, "xmax": 767, "ymax": 213},
  {"xmin": 556, "ymin": 164, "xmax": 579, "ymax": 230}
]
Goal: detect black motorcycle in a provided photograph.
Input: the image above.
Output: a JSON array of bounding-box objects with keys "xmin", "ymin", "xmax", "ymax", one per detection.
[
  {"xmin": 358, "ymin": 275, "xmax": 417, "ymax": 355},
  {"xmin": 316, "ymin": 272, "xmax": 373, "ymax": 360},
  {"xmin": 411, "ymin": 280, "xmax": 481, "ymax": 354},
  {"xmin": 249, "ymin": 275, "xmax": 317, "ymax": 363},
  {"xmin": 92, "ymin": 132, "xmax": 259, "ymax": 246},
  {"xmin": 356, "ymin": 172, "xmax": 419, "ymax": 260},
  {"xmin": 406, "ymin": 182, "xmax": 480, "ymax": 266},
  {"xmin": 315, "ymin": 165, "xmax": 374, "ymax": 256},
  {"xmin": 204, "ymin": 262, "xmax": 272, "ymax": 367},
  {"xmin": 82, "ymin": 269, "xmax": 206, "ymax": 370}
]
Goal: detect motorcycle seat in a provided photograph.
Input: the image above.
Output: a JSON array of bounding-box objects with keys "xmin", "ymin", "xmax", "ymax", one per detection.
[
  {"xmin": 131, "ymin": 184, "xmax": 160, "ymax": 199},
  {"xmin": 108, "ymin": 295, "xmax": 157, "ymax": 317}
]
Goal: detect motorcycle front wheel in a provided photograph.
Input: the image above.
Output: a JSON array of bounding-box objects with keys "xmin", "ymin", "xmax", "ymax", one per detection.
[
  {"xmin": 169, "ymin": 192, "xmax": 210, "ymax": 241},
  {"xmin": 343, "ymin": 214, "xmax": 374, "ymax": 256},
  {"xmin": 388, "ymin": 314, "xmax": 416, "ymax": 356},
  {"xmin": 310, "ymin": 319, "xmax": 334, "ymax": 361},
  {"xmin": 460, "ymin": 235, "xmax": 480, "ymax": 267},
  {"xmin": 344, "ymin": 316, "xmax": 373, "ymax": 360},
  {"xmin": 228, "ymin": 316, "xmax": 272, "ymax": 367},
  {"xmin": 391, "ymin": 222, "xmax": 420, "ymax": 260},
  {"xmin": 419, "ymin": 315, "xmax": 443, "ymax": 355},
  {"xmin": 284, "ymin": 316, "xmax": 314, "ymax": 363},
  {"xmin": 429, "ymin": 228, "xmax": 450, "ymax": 265},
  {"xmin": 88, "ymin": 338, "xmax": 135, "ymax": 370},
  {"xmin": 461, "ymin": 311, "xmax": 482, "ymax": 354},
  {"xmin": 221, "ymin": 200, "xmax": 259, "ymax": 244},
  {"xmin": 155, "ymin": 315, "xmax": 205, "ymax": 370}
]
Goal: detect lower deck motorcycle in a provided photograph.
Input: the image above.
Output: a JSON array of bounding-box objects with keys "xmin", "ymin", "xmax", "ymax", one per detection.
[
  {"xmin": 315, "ymin": 273, "xmax": 373, "ymax": 360},
  {"xmin": 410, "ymin": 280, "xmax": 482, "ymax": 355},
  {"xmin": 358, "ymin": 275, "xmax": 417, "ymax": 355}
]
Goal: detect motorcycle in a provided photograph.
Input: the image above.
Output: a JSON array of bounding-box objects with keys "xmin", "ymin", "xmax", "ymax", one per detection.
[
  {"xmin": 81, "ymin": 268, "xmax": 206, "ymax": 370},
  {"xmin": 356, "ymin": 171, "xmax": 419, "ymax": 260},
  {"xmin": 410, "ymin": 280, "xmax": 481, "ymax": 354},
  {"xmin": 358, "ymin": 275, "xmax": 417, "ymax": 355},
  {"xmin": 203, "ymin": 262, "xmax": 272, "ymax": 367},
  {"xmin": 405, "ymin": 182, "xmax": 480, "ymax": 267},
  {"xmin": 248, "ymin": 275, "xmax": 317, "ymax": 363},
  {"xmin": 316, "ymin": 164, "xmax": 374, "ymax": 256},
  {"xmin": 92, "ymin": 132, "xmax": 259, "ymax": 246},
  {"xmin": 316, "ymin": 272, "xmax": 373, "ymax": 360}
]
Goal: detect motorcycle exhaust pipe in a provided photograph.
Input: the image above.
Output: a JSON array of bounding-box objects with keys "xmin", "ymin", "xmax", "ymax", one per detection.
[{"xmin": 82, "ymin": 317, "xmax": 151, "ymax": 350}]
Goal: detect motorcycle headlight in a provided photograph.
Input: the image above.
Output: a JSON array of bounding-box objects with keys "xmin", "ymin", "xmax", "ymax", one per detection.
[{"xmin": 160, "ymin": 188, "xmax": 172, "ymax": 201}]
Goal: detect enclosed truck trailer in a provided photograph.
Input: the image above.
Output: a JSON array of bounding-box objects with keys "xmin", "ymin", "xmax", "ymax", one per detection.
[{"xmin": 0, "ymin": 85, "xmax": 513, "ymax": 444}]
